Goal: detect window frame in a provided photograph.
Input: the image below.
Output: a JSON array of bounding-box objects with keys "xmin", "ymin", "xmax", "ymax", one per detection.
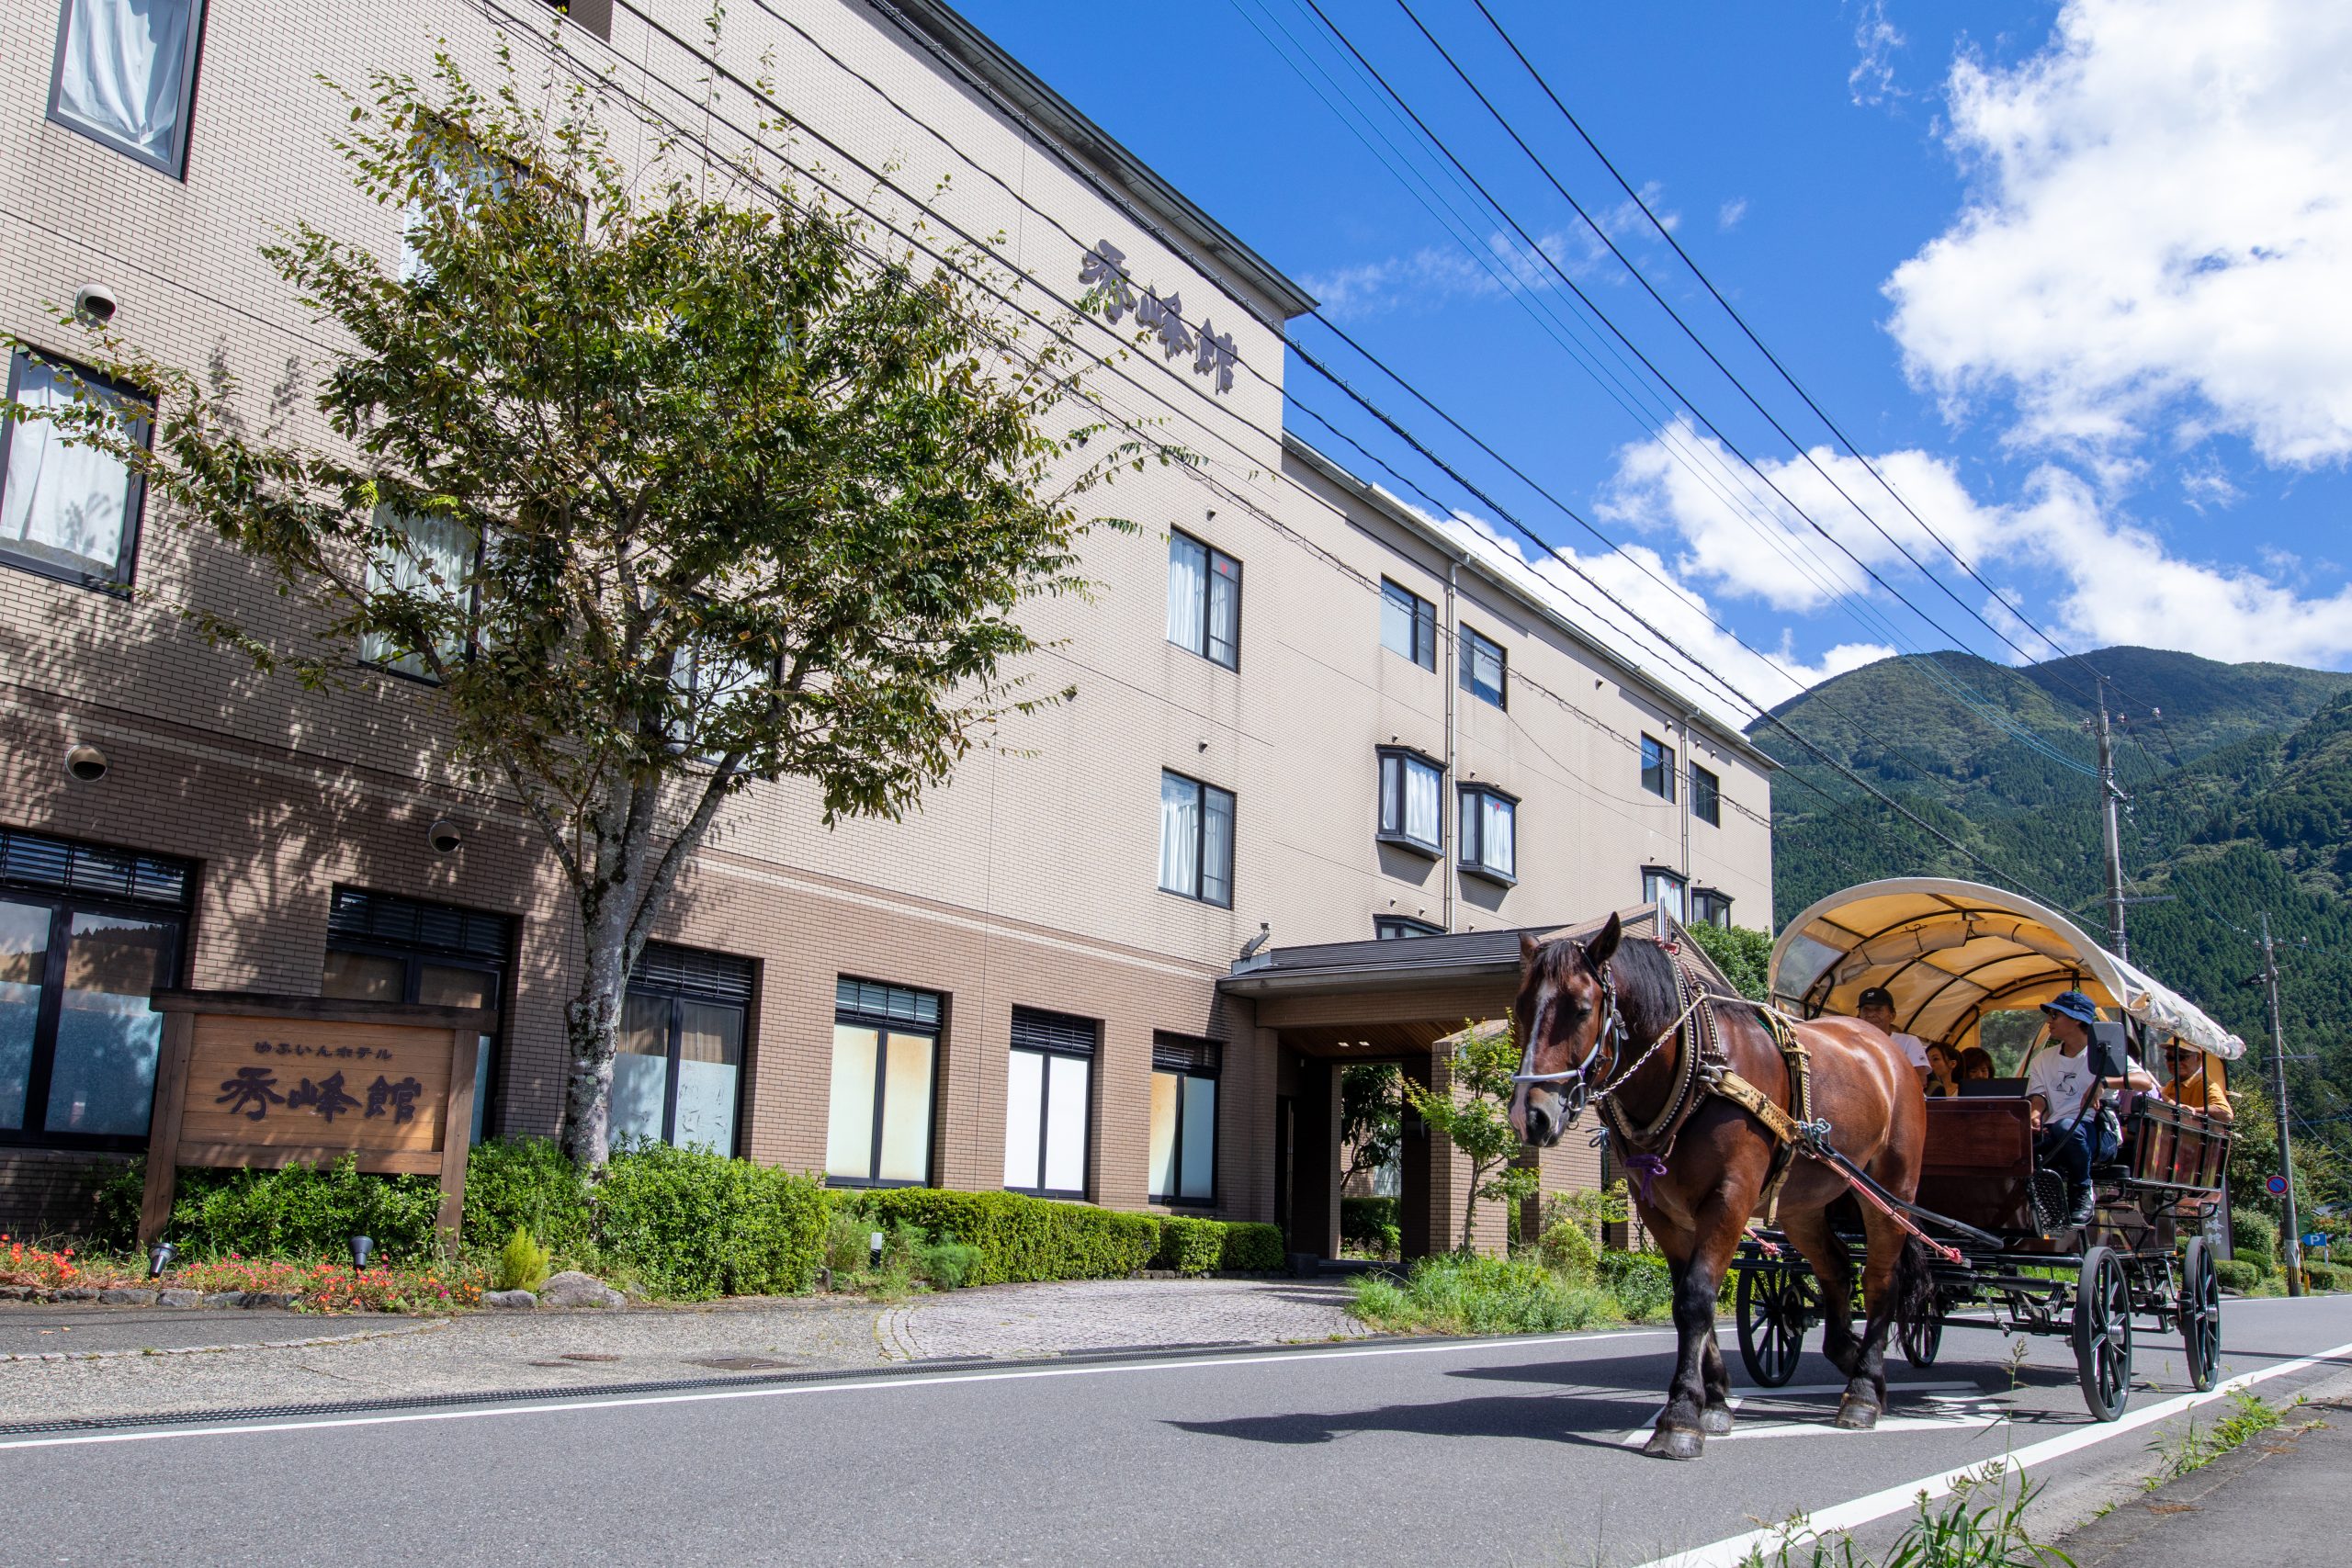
[
  {"xmin": 1003, "ymin": 1007, "xmax": 1097, "ymax": 1201},
  {"xmin": 1456, "ymin": 782, "xmax": 1519, "ymax": 886},
  {"xmin": 1691, "ymin": 887, "xmax": 1733, "ymax": 929},
  {"xmin": 1158, "ymin": 770, "xmax": 1236, "ymax": 908},
  {"xmin": 1459, "ymin": 625, "xmax": 1507, "ymax": 710},
  {"xmin": 1641, "ymin": 734, "xmax": 1677, "ymax": 801},
  {"xmin": 46, "ymin": 0, "xmax": 209, "ymax": 179},
  {"xmin": 1374, "ymin": 915, "xmax": 1443, "ymax": 940},
  {"xmin": 0, "ymin": 349, "xmax": 153, "ymax": 594},
  {"xmin": 0, "ymin": 829, "xmax": 192, "ymax": 1153},
  {"xmin": 615, "ymin": 942, "xmax": 752, "ymax": 1156},
  {"xmin": 359, "ymin": 506, "xmax": 484, "ymax": 685},
  {"xmin": 1380, "ymin": 578, "xmax": 1438, "ymax": 671},
  {"xmin": 1167, "ymin": 528, "xmax": 1242, "ymax": 671},
  {"xmin": 826, "ymin": 977, "xmax": 943, "ymax": 1190},
  {"xmin": 1375, "ymin": 746, "xmax": 1445, "ymax": 857},
  {"xmin": 1642, "ymin": 865, "xmax": 1688, "ymax": 922},
  {"xmin": 1690, "ymin": 761, "xmax": 1721, "ymax": 827},
  {"xmin": 1148, "ymin": 1035, "xmax": 1220, "ymax": 1208},
  {"xmin": 319, "ymin": 886, "xmax": 511, "ymax": 1145}
]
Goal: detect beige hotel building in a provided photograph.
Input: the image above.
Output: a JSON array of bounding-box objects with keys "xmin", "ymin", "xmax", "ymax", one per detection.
[{"xmin": 0, "ymin": 0, "xmax": 1772, "ymax": 1252}]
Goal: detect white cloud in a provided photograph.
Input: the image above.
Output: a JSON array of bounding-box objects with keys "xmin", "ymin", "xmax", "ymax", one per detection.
[
  {"xmin": 1304, "ymin": 195, "xmax": 1679, "ymax": 321},
  {"xmin": 1849, "ymin": 0, "xmax": 1908, "ymax": 106},
  {"xmin": 1598, "ymin": 423, "xmax": 2352, "ymax": 670},
  {"xmin": 1718, "ymin": 197, "xmax": 1748, "ymax": 232},
  {"xmin": 2178, "ymin": 461, "xmax": 2242, "ymax": 513},
  {"xmin": 1885, "ymin": 0, "xmax": 2352, "ymax": 466}
]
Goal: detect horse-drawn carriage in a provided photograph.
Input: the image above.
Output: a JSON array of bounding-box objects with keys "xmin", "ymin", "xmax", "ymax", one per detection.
[{"xmin": 1732, "ymin": 878, "xmax": 2241, "ymax": 1420}]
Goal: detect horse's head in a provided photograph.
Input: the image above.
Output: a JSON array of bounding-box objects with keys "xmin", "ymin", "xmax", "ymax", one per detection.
[{"xmin": 1508, "ymin": 912, "xmax": 1623, "ymax": 1148}]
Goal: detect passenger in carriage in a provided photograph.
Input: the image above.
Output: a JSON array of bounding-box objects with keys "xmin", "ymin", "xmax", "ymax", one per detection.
[
  {"xmin": 2164, "ymin": 1042, "xmax": 2234, "ymax": 1124},
  {"xmin": 1956, "ymin": 1046, "xmax": 1996, "ymax": 1084},
  {"xmin": 2026, "ymin": 990, "xmax": 2161, "ymax": 1228},
  {"xmin": 1857, "ymin": 986, "xmax": 1930, "ymax": 1086},
  {"xmin": 1924, "ymin": 1042, "xmax": 1961, "ymax": 1098}
]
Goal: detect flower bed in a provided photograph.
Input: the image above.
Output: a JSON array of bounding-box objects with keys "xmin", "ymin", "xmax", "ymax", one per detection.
[{"xmin": 1, "ymin": 1235, "xmax": 482, "ymax": 1313}]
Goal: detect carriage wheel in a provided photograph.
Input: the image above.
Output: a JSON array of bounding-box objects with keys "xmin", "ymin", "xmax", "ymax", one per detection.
[
  {"xmin": 2179, "ymin": 1237, "xmax": 2222, "ymax": 1393},
  {"xmin": 2072, "ymin": 1246, "xmax": 2134, "ymax": 1421},
  {"xmin": 1736, "ymin": 1265, "xmax": 1813, "ymax": 1388},
  {"xmin": 1901, "ymin": 1300, "xmax": 1944, "ymax": 1370}
]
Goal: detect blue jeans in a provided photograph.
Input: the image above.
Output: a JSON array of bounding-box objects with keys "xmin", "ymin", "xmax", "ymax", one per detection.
[{"xmin": 2037, "ymin": 1114, "xmax": 2119, "ymax": 1191}]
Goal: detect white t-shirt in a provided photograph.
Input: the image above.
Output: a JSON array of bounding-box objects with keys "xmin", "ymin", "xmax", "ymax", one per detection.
[
  {"xmin": 2025, "ymin": 1044, "xmax": 2099, "ymax": 1128},
  {"xmin": 1891, "ymin": 1032, "xmax": 1929, "ymax": 1070}
]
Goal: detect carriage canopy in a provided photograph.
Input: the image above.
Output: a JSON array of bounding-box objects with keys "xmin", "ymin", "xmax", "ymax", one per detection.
[{"xmin": 1769, "ymin": 877, "xmax": 2245, "ymax": 1061}]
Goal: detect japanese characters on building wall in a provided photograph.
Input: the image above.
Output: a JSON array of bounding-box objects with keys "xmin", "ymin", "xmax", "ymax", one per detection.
[{"xmin": 1080, "ymin": 241, "xmax": 1239, "ymax": 393}]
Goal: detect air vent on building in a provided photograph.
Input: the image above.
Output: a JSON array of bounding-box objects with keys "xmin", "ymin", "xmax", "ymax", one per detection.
[
  {"xmin": 1011, "ymin": 1007, "xmax": 1098, "ymax": 1057},
  {"xmin": 835, "ymin": 976, "xmax": 942, "ymax": 1029},
  {"xmin": 1150, "ymin": 1032, "xmax": 1221, "ymax": 1077},
  {"xmin": 327, "ymin": 886, "xmax": 510, "ymax": 962},
  {"xmin": 635, "ymin": 942, "xmax": 754, "ymax": 1006}
]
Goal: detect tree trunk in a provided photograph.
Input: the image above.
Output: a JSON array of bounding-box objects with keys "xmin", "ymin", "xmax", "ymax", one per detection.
[
  {"xmin": 560, "ymin": 895, "xmax": 634, "ymax": 1168},
  {"xmin": 1461, "ymin": 1159, "xmax": 1487, "ymax": 1252}
]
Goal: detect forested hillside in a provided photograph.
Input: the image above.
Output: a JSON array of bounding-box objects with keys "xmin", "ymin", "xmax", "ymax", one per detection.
[{"xmin": 1753, "ymin": 646, "xmax": 2352, "ymax": 1180}]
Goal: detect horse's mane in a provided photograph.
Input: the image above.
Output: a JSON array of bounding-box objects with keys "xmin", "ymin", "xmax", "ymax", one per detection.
[{"xmin": 1600, "ymin": 931, "xmax": 1744, "ymax": 1027}]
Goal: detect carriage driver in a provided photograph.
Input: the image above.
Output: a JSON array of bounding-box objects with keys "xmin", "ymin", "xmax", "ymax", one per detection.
[
  {"xmin": 1855, "ymin": 986, "xmax": 1929, "ymax": 1086},
  {"xmin": 2027, "ymin": 990, "xmax": 2160, "ymax": 1228}
]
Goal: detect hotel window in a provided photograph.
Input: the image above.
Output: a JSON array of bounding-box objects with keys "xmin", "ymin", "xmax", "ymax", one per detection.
[
  {"xmin": 540, "ymin": 0, "xmax": 612, "ymax": 39},
  {"xmin": 1375, "ymin": 915, "xmax": 1442, "ymax": 940},
  {"xmin": 1641, "ymin": 734, "xmax": 1676, "ymax": 801},
  {"xmin": 1148, "ymin": 1034, "xmax": 1218, "ymax": 1206},
  {"xmin": 1459, "ymin": 626, "xmax": 1506, "ymax": 709},
  {"xmin": 1377, "ymin": 747, "xmax": 1444, "ymax": 856},
  {"xmin": 1159, "ymin": 771, "xmax": 1235, "ymax": 907},
  {"xmin": 1691, "ymin": 887, "xmax": 1733, "ymax": 929},
  {"xmin": 0, "ymin": 827, "xmax": 189, "ymax": 1150},
  {"xmin": 0, "ymin": 351, "xmax": 151, "ymax": 592},
  {"xmin": 1167, "ymin": 530, "xmax": 1241, "ymax": 670},
  {"xmin": 613, "ymin": 942, "xmax": 751, "ymax": 1156},
  {"xmin": 1642, "ymin": 867, "xmax": 1688, "ymax": 923},
  {"xmin": 321, "ymin": 887, "xmax": 510, "ymax": 1146},
  {"xmin": 825, "ymin": 977, "xmax": 940, "ymax": 1187},
  {"xmin": 1457, "ymin": 784, "xmax": 1517, "ymax": 883},
  {"xmin": 1690, "ymin": 762, "xmax": 1721, "ymax": 827},
  {"xmin": 47, "ymin": 0, "xmax": 207, "ymax": 177},
  {"xmin": 360, "ymin": 506, "xmax": 479, "ymax": 679},
  {"xmin": 1004, "ymin": 1007, "xmax": 1095, "ymax": 1199},
  {"xmin": 1380, "ymin": 579, "xmax": 1437, "ymax": 670}
]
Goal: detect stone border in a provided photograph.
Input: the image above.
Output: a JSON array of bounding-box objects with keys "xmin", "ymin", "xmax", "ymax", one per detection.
[
  {"xmin": 1, "ymin": 1319, "xmax": 440, "ymax": 1364},
  {"xmin": 3, "ymin": 1285, "xmax": 313, "ymax": 1309}
]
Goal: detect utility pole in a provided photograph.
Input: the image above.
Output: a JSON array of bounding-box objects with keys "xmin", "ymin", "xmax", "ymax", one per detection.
[
  {"xmin": 2258, "ymin": 911, "xmax": 2303, "ymax": 1296},
  {"xmin": 2092, "ymin": 683, "xmax": 2130, "ymax": 960}
]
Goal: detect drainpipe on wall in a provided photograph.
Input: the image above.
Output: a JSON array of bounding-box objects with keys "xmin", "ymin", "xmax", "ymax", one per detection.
[
  {"xmin": 1443, "ymin": 558, "xmax": 1461, "ymax": 933},
  {"xmin": 1680, "ymin": 710, "xmax": 1698, "ymax": 896}
]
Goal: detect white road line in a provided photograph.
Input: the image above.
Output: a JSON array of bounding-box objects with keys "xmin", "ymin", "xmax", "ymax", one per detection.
[
  {"xmin": 0, "ymin": 1325, "xmax": 1678, "ymax": 1453},
  {"xmin": 1635, "ymin": 1338, "xmax": 2352, "ymax": 1568},
  {"xmin": 1617, "ymin": 1382, "xmax": 1980, "ymax": 1448}
]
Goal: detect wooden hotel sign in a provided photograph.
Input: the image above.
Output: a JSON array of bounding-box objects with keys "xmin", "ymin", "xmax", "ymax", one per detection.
[{"xmin": 139, "ymin": 990, "xmax": 497, "ymax": 1249}]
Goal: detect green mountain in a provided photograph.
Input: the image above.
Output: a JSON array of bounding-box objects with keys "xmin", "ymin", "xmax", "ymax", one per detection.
[{"xmin": 1753, "ymin": 646, "xmax": 2352, "ymax": 1176}]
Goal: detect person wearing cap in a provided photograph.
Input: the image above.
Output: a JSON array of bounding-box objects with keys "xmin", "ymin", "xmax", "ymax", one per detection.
[
  {"xmin": 2165, "ymin": 1041, "xmax": 2234, "ymax": 1124},
  {"xmin": 1856, "ymin": 986, "xmax": 1930, "ymax": 1087},
  {"xmin": 2025, "ymin": 989, "xmax": 2159, "ymax": 1227}
]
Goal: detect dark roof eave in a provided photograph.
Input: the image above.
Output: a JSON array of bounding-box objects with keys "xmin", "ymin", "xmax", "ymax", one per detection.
[{"xmin": 865, "ymin": 0, "xmax": 1318, "ymax": 319}]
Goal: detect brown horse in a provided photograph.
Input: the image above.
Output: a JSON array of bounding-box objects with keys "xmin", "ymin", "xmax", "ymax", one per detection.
[{"xmin": 1508, "ymin": 915, "xmax": 1932, "ymax": 1460}]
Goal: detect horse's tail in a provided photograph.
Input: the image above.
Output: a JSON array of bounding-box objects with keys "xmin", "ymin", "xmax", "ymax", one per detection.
[{"xmin": 1893, "ymin": 1235, "xmax": 1939, "ymax": 1336}]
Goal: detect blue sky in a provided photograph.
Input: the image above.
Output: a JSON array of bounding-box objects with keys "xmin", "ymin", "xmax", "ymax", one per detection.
[{"xmin": 953, "ymin": 0, "xmax": 2352, "ymax": 715}]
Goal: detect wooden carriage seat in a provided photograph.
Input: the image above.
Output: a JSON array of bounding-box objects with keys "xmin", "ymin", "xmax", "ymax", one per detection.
[{"xmin": 1917, "ymin": 1095, "xmax": 2037, "ymax": 1235}]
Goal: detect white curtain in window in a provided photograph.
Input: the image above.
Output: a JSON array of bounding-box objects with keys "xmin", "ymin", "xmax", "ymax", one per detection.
[
  {"xmin": 1159, "ymin": 773, "xmax": 1199, "ymax": 895},
  {"xmin": 1482, "ymin": 795, "xmax": 1515, "ymax": 876},
  {"xmin": 1205, "ymin": 555, "xmax": 1238, "ymax": 664},
  {"xmin": 824, "ymin": 1025, "xmax": 880, "ymax": 1179},
  {"xmin": 876, "ymin": 1032, "xmax": 934, "ymax": 1183},
  {"xmin": 2, "ymin": 360, "xmax": 135, "ymax": 574},
  {"xmin": 1003, "ymin": 1049, "xmax": 1044, "ymax": 1190},
  {"xmin": 1404, "ymin": 759, "xmax": 1441, "ymax": 846},
  {"xmin": 362, "ymin": 505, "xmax": 474, "ymax": 672},
  {"xmin": 55, "ymin": 0, "xmax": 194, "ymax": 164},
  {"xmin": 1165, "ymin": 534, "xmax": 1205, "ymax": 653},
  {"xmin": 672, "ymin": 1000, "xmax": 741, "ymax": 1154},
  {"xmin": 1200, "ymin": 788, "xmax": 1233, "ymax": 905}
]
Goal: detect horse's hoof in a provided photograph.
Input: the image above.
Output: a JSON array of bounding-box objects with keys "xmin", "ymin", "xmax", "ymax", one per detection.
[
  {"xmin": 1701, "ymin": 1404, "xmax": 1735, "ymax": 1436},
  {"xmin": 1645, "ymin": 1427, "xmax": 1706, "ymax": 1461},
  {"xmin": 1835, "ymin": 1397, "xmax": 1880, "ymax": 1431}
]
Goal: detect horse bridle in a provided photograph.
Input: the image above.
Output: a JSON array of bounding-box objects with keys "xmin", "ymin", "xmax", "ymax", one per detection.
[{"xmin": 1511, "ymin": 942, "xmax": 1630, "ymax": 1124}]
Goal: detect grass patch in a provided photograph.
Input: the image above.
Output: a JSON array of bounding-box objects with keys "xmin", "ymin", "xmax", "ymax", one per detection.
[
  {"xmin": 2144, "ymin": 1389, "xmax": 2292, "ymax": 1487},
  {"xmin": 1743, "ymin": 1461, "xmax": 2070, "ymax": 1568},
  {"xmin": 1347, "ymin": 1252, "xmax": 1616, "ymax": 1335}
]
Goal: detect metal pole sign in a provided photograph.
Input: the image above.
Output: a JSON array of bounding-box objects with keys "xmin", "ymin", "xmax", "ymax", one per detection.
[
  {"xmin": 2266, "ymin": 1173, "xmax": 2290, "ymax": 1197},
  {"xmin": 137, "ymin": 991, "xmax": 496, "ymax": 1251}
]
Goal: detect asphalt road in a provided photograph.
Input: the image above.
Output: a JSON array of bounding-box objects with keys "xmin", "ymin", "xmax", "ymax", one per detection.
[{"xmin": 6, "ymin": 1294, "xmax": 2349, "ymax": 1568}]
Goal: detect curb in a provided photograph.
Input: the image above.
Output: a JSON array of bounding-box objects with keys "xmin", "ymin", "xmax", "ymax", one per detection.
[{"xmin": 0, "ymin": 1319, "xmax": 441, "ymax": 1364}]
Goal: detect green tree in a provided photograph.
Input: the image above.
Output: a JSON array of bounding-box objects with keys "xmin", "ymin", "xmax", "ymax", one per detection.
[
  {"xmin": 2, "ymin": 55, "xmax": 1151, "ymax": 1168},
  {"xmin": 1685, "ymin": 920, "xmax": 1771, "ymax": 1001},
  {"xmin": 1340, "ymin": 1063, "xmax": 1403, "ymax": 1192},
  {"xmin": 1404, "ymin": 1021, "xmax": 1541, "ymax": 1250}
]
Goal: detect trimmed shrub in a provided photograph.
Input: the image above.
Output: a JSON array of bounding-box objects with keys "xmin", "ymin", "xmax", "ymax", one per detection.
[
  {"xmin": 1221, "ymin": 1221, "xmax": 1286, "ymax": 1272},
  {"xmin": 165, "ymin": 1156, "xmax": 444, "ymax": 1262},
  {"xmin": 1598, "ymin": 1250, "xmax": 1674, "ymax": 1322},
  {"xmin": 2213, "ymin": 1257, "xmax": 2264, "ymax": 1294},
  {"xmin": 595, "ymin": 1143, "xmax": 826, "ymax": 1300},
  {"xmin": 492, "ymin": 1225, "xmax": 552, "ymax": 1293},
  {"xmin": 1340, "ymin": 1196, "xmax": 1397, "ymax": 1246},
  {"xmin": 2232, "ymin": 1208, "xmax": 2279, "ymax": 1275},
  {"xmin": 462, "ymin": 1138, "xmax": 594, "ymax": 1258},
  {"xmin": 839, "ymin": 1189, "xmax": 1160, "ymax": 1285},
  {"xmin": 1157, "ymin": 1215, "xmax": 1225, "ymax": 1275},
  {"xmin": 2302, "ymin": 1260, "xmax": 2348, "ymax": 1292},
  {"xmin": 1536, "ymin": 1214, "xmax": 1600, "ymax": 1283}
]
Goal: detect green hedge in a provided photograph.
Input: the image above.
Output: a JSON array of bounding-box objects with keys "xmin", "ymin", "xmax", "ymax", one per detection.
[
  {"xmin": 1154, "ymin": 1215, "xmax": 1284, "ymax": 1274},
  {"xmin": 2232, "ymin": 1208, "xmax": 2280, "ymax": 1274},
  {"xmin": 836, "ymin": 1189, "xmax": 1160, "ymax": 1285},
  {"xmin": 595, "ymin": 1143, "xmax": 827, "ymax": 1300},
  {"xmin": 1341, "ymin": 1197, "xmax": 1397, "ymax": 1244},
  {"xmin": 461, "ymin": 1137, "xmax": 594, "ymax": 1257},
  {"xmin": 2302, "ymin": 1260, "xmax": 2349, "ymax": 1292},
  {"xmin": 2213, "ymin": 1257, "xmax": 2264, "ymax": 1293},
  {"xmin": 1221, "ymin": 1221, "xmax": 1285, "ymax": 1271}
]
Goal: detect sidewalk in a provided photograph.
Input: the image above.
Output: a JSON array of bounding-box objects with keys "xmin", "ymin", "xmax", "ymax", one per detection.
[
  {"xmin": 2055, "ymin": 1386, "xmax": 2352, "ymax": 1568},
  {"xmin": 0, "ymin": 1277, "xmax": 1368, "ymax": 1426}
]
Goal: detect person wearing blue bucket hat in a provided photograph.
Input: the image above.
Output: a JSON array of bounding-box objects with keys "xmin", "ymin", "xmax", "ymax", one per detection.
[{"xmin": 2025, "ymin": 989, "xmax": 2158, "ymax": 1227}]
